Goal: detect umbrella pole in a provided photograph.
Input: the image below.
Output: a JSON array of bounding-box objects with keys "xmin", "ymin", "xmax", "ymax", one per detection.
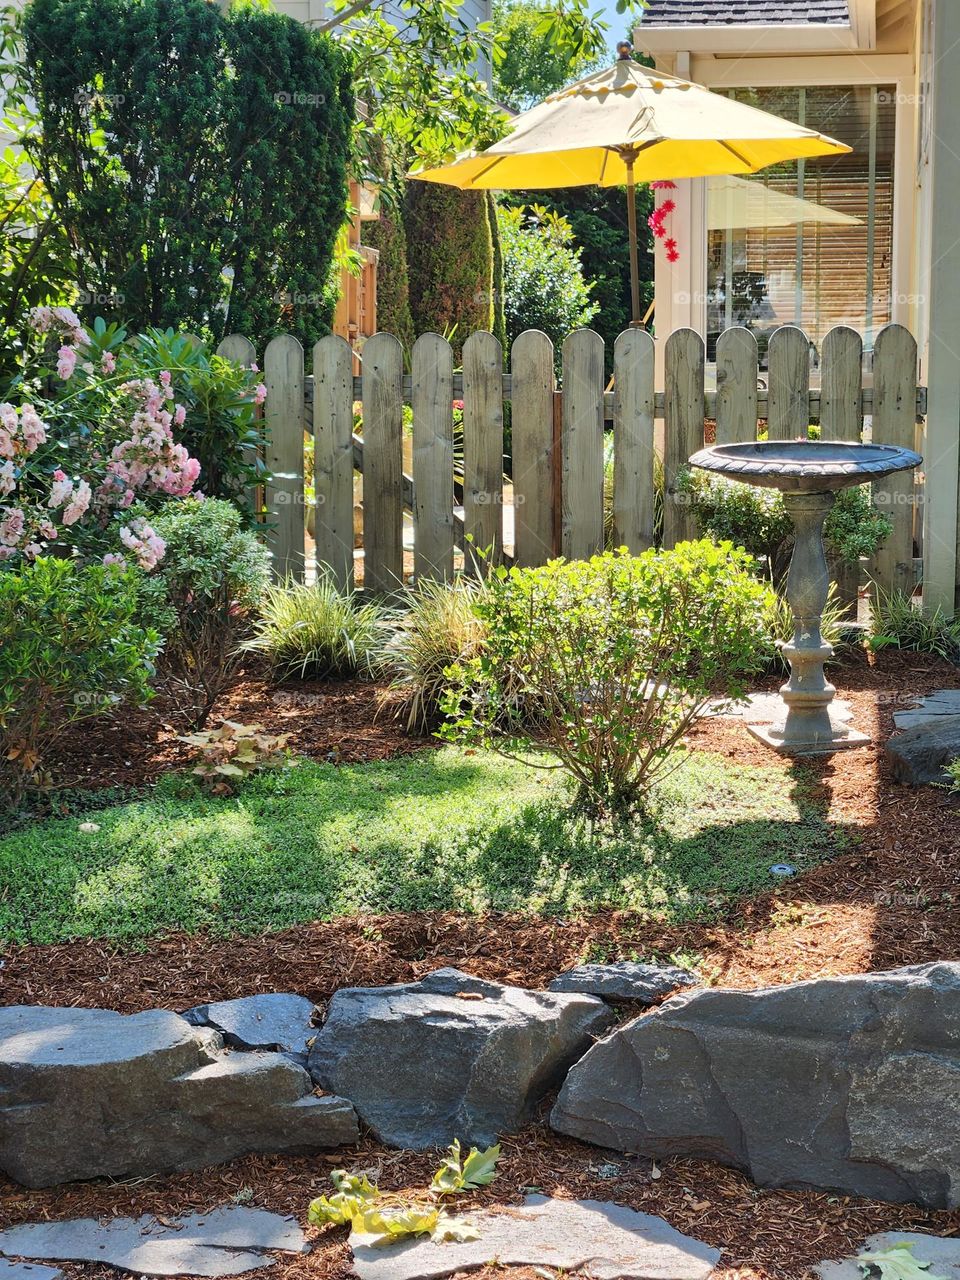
[{"xmin": 624, "ymin": 152, "xmax": 643, "ymax": 328}]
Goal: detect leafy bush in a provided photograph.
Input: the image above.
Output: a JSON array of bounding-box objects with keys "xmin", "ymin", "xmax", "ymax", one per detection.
[
  {"xmin": 497, "ymin": 204, "xmax": 598, "ymax": 360},
  {"xmin": 868, "ymin": 587, "xmax": 960, "ymax": 660},
  {"xmin": 243, "ymin": 575, "xmax": 391, "ymax": 682},
  {"xmin": 179, "ymin": 720, "xmax": 295, "ymax": 795},
  {"xmin": 138, "ymin": 498, "xmax": 270, "ymax": 728},
  {"xmin": 404, "ymin": 182, "xmax": 493, "ymax": 348},
  {"xmin": 442, "ymin": 542, "xmax": 772, "ymax": 819},
  {"xmin": 946, "ymin": 758, "xmax": 960, "ymax": 794},
  {"xmin": 22, "ymin": 0, "xmax": 353, "ymax": 350},
  {"xmin": 0, "ymin": 558, "xmax": 159, "ymax": 798},
  {"xmin": 383, "ymin": 577, "xmax": 486, "ymax": 733},
  {"xmin": 677, "ymin": 469, "xmax": 892, "ymax": 583}
]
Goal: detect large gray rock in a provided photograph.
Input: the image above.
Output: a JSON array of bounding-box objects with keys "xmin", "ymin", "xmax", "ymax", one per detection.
[
  {"xmin": 886, "ymin": 714, "xmax": 960, "ymax": 785},
  {"xmin": 0, "ymin": 1006, "xmax": 358, "ymax": 1188},
  {"xmin": 349, "ymin": 1195, "xmax": 720, "ymax": 1280},
  {"xmin": 551, "ymin": 962, "xmax": 960, "ymax": 1209},
  {"xmin": 0, "ymin": 1263, "xmax": 64, "ymax": 1280},
  {"xmin": 817, "ymin": 1232, "xmax": 960, "ymax": 1280},
  {"xmin": 181, "ymin": 993, "xmax": 317, "ymax": 1062},
  {"xmin": 894, "ymin": 690, "xmax": 960, "ymax": 731},
  {"xmin": 549, "ymin": 962, "xmax": 699, "ymax": 1004},
  {"xmin": 0, "ymin": 1207, "xmax": 306, "ymax": 1278},
  {"xmin": 308, "ymin": 967, "xmax": 615, "ymax": 1149}
]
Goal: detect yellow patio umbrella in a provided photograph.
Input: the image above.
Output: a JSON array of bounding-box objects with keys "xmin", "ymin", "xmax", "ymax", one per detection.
[{"xmin": 410, "ymin": 47, "xmax": 851, "ymax": 327}]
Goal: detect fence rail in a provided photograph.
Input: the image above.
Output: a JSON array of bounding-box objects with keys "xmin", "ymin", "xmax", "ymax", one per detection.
[{"xmin": 221, "ymin": 323, "xmax": 924, "ymax": 605}]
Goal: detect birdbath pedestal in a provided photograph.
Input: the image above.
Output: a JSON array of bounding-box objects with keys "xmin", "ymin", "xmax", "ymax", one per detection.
[{"xmin": 688, "ymin": 441, "xmax": 922, "ymax": 755}]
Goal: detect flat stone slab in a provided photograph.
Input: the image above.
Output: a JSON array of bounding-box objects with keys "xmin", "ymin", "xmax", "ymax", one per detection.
[
  {"xmin": 0, "ymin": 1006, "xmax": 358, "ymax": 1187},
  {"xmin": 349, "ymin": 1195, "xmax": 720, "ymax": 1280},
  {"xmin": 552, "ymin": 962, "xmax": 960, "ymax": 1209},
  {"xmin": 817, "ymin": 1232, "xmax": 960, "ymax": 1280},
  {"xmin": 308, "ymin": 967, "xmax": 614, "ymax": 1150},
  {"xmin": 549, "ymin": 962, "xmax": 699, "ymax": 1004},
  {"xmin": 0, "ymin": 1207, "xmax": 306, "ymax": 1278},
  {"xmin": 0, "ymin": 1262, "xmax": 64, "ymax": 1280},
  {"xmin": 885, "ymin": 714, "xmax": 960, "ymax": 786},
  {"xmin": 181, "ymin": 993, "xmax": 317, "ymax": 1061},
  {"xmin": 894, "ymin": 690, "xmax": 960, "ymax": 731}
]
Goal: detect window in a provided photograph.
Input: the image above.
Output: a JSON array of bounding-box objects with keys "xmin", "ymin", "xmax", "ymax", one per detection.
[{"xmin": 706, "ymin": 86, "xmax": 896, "ymax": 363}]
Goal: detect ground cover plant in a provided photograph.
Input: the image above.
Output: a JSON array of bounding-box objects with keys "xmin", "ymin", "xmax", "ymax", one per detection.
[{"xmin": 0, "ymin": 745, "xmax": 848, "ymax": 945}]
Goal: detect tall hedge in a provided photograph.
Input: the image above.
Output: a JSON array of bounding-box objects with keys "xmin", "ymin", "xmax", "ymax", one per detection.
[
  {"xmin": 365, "ymin": 202, "xmax": 414, "ymax": 348},
  {"xmin": 22, "ymin": 0, "xmax": 354, "ymax": 350},
  {"xmin": 403, "ymin": 183, "xmax": 493, "ymax": 346}
]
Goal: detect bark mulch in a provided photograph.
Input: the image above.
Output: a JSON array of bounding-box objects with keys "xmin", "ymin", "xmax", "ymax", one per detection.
[{"xmin": 1, "ymin": 647, "xmax": 959, "ymax": 1278}]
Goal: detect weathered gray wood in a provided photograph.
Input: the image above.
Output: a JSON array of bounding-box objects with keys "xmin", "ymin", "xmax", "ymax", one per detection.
[
  {"xmin": 561, "ymin": 329, "xmax": 605, "ymax": 560},
  {"xmin": 821, "ymin": 326, "xmax": 864, "ymax": 614},
  {"xmin": 462, "ymin": 331, "xmax": 504, "ymax": 573},
  {"xmin": 412, "ymin": 333, "xmax": 455, "ymax": 583},
  {"xmin": 663, "ymin": 328, "xmax": 704, "ymax": 548},
  {"xmin": 362, "ymin": 332, "xmax": 405, "ymax": 596},
  {"xmin": 217, "ymin": 334, "xmax": 257, "ymax": 367},
  {"xmin": 218, "ymin": 335, "xmax": 262, "ymax": 525},
  {"xmin": 767, "ymin": 326, "xmax": 811, "ymax": 441},
  {"xmin": 612, "ymin": 328, "xmax": 655, "ymax": 552},
  {"xmin": 716, "ymin": 327, "xmax": 758, "ymax": 444},
  {"xmin": 263, "ymin": 334, "xmax": 305, "ymax": 581},
  {"xmin": 511, "ymin": 330, "xmax": 555, "ymax": 566},
  {"xmin": 872, "ymin": 323, "xmax": 919, "ymax": 597},
  {"xmin": 313, "ymin": 335, "xmax": 355, "ymax": 591}
]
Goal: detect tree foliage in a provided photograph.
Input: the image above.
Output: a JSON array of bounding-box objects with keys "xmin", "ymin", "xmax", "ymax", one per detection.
[
  {"xmin": 404, "ymin": 183, "xmax": 494, "ymax": 345},
  {"xmin": 497, "ymin": 204, "xmax": 597, "ymax": 357},
  {"xmin": 492, "ymin": 0, "xmax": 607, "ymax": 112},
  {"xmin": 21, "ymin": 0, "xmax": 354, "ymax": 350}
]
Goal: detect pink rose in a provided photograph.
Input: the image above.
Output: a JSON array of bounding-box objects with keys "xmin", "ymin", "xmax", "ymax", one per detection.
[{"xmin": 57, "ymin": 345, "xmax": 77, "ymax": 380}]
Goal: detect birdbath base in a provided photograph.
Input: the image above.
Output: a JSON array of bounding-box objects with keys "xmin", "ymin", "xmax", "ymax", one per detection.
[{"xmin": 747, "ymin": 707, "xmax": 871, "ymax": 755}]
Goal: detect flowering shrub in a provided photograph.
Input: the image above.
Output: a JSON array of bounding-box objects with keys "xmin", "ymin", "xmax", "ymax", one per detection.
[{"xmin": 0, "ymin": 306, "xmax": 207, "ymax": 567}]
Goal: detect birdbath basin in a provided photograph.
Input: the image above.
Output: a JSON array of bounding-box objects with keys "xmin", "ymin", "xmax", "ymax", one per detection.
[{"xmin": 689, "ymin": 439, "xmax": 922, "ymax": 754}]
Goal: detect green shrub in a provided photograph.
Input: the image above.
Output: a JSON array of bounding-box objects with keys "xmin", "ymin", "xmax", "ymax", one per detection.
[
  {"xmin": 0, "ymin": 558, "xmax": 159, "ymax": 798},
  {"xmin": 442, "ymin": 542, "xmax": 772, "ymax": 819},
  {"xmin": 497, "ymin": 204, "xmax": 597, "ymax": 361},
  {"xmin": 383, "ymin": 577, "xmax": 486, "ymax": 734},
  {"xmin": 243, "ymin": 575, "xmax": 390, "ymax": 682},
  {"xmin": 946, "ymin": 758, "xmax": 960, "ymax": 793},
  {"xmin": 868, "ymin": 587, "xmax": 960, "ymax": 660},
  {"xmin": 677, "ymin": 469, "xmax": 891, "ymax": 583},
  {"xmin": 138, "ymin": 498, "xmax": 270, "ymax": 728},
  {"xmin": 404, "ymin": 182, "xmax": 493, "ymax": 347}
]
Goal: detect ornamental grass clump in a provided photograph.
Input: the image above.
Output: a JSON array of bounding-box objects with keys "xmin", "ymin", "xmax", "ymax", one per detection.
[
  {"xmin": 441, "ymin": 542, "xmax": 772, "ymax": 820},
  {"xmin": 383, "ymin": 577, "xmax": 487, "ymax": 733},
  {"xmin": 243, "ymin": 575, "xmax": 391, "ymax": 682}
]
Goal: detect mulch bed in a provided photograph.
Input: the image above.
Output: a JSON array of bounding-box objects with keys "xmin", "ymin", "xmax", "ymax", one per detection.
[{"xmin": 1, "ymin": 646, "xmax": 959, "ymax": 1277}]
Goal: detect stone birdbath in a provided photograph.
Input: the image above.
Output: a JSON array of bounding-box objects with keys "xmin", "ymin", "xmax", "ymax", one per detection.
[{"xmin": 688, "ymin": 440, "xmax": 922, "ymax": 755}]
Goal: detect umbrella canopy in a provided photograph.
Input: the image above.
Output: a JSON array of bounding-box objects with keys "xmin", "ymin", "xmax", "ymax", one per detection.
[
  {"xmin": 410, "ymin": 54, "xmax": 851, "ymax": 326},
  {"xmin": 412, "ymin": 59, "xmax": 850, "ymax": 191},
  {"xmin": 707, "ymin": 174, "xmax": 861, "ymax": 231}
]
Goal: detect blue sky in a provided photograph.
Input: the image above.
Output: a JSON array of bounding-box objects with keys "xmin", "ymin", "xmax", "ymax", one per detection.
[{"xmin": 597, "ymin": 3, "xmax": 642, "ymax": 56}]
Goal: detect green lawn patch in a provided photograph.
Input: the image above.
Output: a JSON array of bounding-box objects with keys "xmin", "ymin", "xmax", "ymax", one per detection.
[{"xmin": 0, "ymin": 748, "xmax": 851, "ymax": 945}]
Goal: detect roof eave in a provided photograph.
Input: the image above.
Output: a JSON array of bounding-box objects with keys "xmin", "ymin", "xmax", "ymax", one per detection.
[{"xmin": 635, "ymin": 22, "xmax": 860, "ymax": 55}]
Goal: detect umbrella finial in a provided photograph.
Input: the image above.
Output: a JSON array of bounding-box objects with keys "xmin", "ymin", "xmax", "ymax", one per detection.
[{"xmin": 616, "ymin": 39, "xmax": 633, "ymax": 61}]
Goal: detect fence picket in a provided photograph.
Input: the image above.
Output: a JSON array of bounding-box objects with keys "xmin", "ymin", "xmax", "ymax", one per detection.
[
  {"xmin": 561, "ymin": 329, "xmax": 604, "ymax": 560},
  {"xmin": 663, "ymin": 328, "xmax": 704, "ymax": 547},
  {"xmin": 821, "ymin": 325, "xmax": 864, "ymax": 614},
  {"xmin": 462, "ymin": 331, "xmax": 504, "ymax": 572},
  {"xmin": 362, "ymin": 332, "xmax": 405, "ymax": 596},
  {"xmin": 872, "ymin": 323, "xmax": 919, "ymax": 598},
  {"xmin": 412, "ymin": 332, "xmax": 455, "ymax": 583},
  {"xmin": 218, "ymin": 335, "xmax": 261, "ymax": 524},
  {"xmin": 313, "ymin": 334, "xmax": 355, "ymax": 591},
  {"xmin": 511, "ymin": 330, "xmax": 555, "ymax": 566},
  {"xmin": 613, "ymin": 328, "xmax": 655, "ymax": 552},
  {"xmin": 263, "ymin": 334, "xmax": 304, "ymax": 580},
  {"xmin": 716, "ymin": 327, "xmax": 758, "ymax": 444},
  {"xmin": 767, "ymin": 326, "xmax": 811, "ymax": 441}
]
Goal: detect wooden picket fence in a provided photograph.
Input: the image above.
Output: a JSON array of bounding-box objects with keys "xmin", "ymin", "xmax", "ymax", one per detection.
[{"xmin": 217, "ymin": 323, "xmax": 925, "ymax": 603}]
